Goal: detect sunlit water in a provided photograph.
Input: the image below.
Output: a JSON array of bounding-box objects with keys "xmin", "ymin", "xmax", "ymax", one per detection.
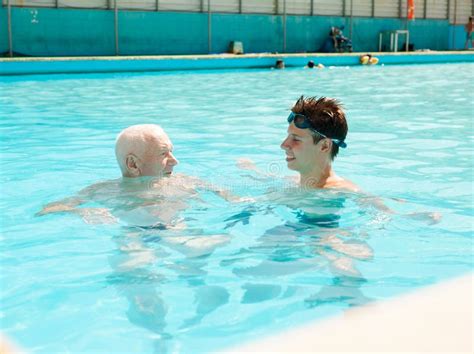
[{"xmin": 0, "ymin": 63, "xmax": 473, "ymax": 353}]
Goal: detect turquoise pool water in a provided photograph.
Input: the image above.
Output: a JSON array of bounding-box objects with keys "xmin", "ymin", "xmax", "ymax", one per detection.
[{"xmin": 1, "ymin": 63, "xmax": 473, "ymax": 353}]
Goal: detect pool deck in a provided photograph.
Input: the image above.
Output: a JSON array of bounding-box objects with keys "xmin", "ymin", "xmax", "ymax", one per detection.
[
  {"xmin": 1, "ymin": 274, "xmax": 472, "ymax": 353},
  {"xmin": 224, "ymin": 273, "xmax": 473, "ymax": 353},
  {"xmin": 0, "ymin": 50, "xmax": 473, "ymax": 75}
]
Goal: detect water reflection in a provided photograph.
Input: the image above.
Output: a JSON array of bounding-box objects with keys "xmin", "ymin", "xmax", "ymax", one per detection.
[{"xmin": 221, "ymin": 188, "xmax": 379, "ymax": 317}]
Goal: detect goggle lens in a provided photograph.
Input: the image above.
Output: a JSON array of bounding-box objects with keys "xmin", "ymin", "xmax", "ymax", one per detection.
[{"xmin": 287, "ymin": 112, "xmax": 347, "ymax": 149}]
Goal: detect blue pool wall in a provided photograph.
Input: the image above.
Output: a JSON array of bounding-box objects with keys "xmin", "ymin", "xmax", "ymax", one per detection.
[{"xmin": 0, "ymin": 7, "xmax": 470, "ymax": 57}]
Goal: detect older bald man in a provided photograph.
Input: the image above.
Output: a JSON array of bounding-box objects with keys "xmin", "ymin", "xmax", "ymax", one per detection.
[
  {"xmin": 37, "ymin": 125, "xmax": 236, "ymax": 334},
  {"xmin": 37, "ymin": 124, "xmax": 178, "ymax": 220},
  {"xmin": 115, "ymin": 124, "xmax": 178, "ymax": 178},
  {"xmin": 37, "ymin": 124, "xmax": 243, "ymax": 226}
]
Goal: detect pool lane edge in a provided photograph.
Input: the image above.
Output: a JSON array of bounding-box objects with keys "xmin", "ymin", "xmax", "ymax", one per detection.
[{"xmin": 1, "ymin": 51, "xmax": 473, "ymax": 76}]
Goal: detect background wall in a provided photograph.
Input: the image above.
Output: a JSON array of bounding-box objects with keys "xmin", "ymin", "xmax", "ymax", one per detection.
[
  {"xmin": 0, "ymin": 7, "xmax": 7, "ymax": 54},
  {"xmin": 1, "ymin": 0, "xmax": 472, "ymax": 56}
]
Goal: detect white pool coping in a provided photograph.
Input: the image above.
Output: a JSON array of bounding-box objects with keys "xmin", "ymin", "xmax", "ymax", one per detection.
[
  {"xmin": 223, "ymin": 273, "xmax": 473, "ymax": 353},
  {"xmin": 1, "ymin": 273, "xmax": 472, "ymax": 353}
]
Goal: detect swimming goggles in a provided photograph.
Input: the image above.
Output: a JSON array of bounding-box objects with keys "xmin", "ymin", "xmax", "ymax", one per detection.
[{"xmin": 287, "ymin": 111, "xmax": 347, "ymax": 148}]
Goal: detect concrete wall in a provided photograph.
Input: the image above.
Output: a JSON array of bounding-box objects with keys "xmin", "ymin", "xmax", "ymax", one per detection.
[
  {"xmin": 0, "ymin": 7, "xmax": 7, "ymax": 54},
  {"xmin": 10, "ymin": 8, "xmax": 116, "ymax": 56},
  {"xmin": 211, "ymin": 13, "xmax": 282, "ymax": 54},
  {"xmin": 119, "ymin": 11, "xmax": 209, "ymax": 55},
  {"xmin": 0, "ymin": 7, "xmax": 468, "ymax": 57}
]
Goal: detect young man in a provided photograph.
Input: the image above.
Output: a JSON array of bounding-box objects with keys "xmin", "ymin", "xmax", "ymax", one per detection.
[
  {"xmin": 278, "ymin": 96, "xmax": 441, "ymax": 225},
  {"xmin": 281, "ymin": 96, "xmax": 358, "ymax": 192},
  {"xmin": 235, "ymin": 97, "xmax": 373, "ymax": 282}
]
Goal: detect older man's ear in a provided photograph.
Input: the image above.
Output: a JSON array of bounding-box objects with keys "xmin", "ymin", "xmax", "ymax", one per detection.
[{"xmin": 125, "ymin": 154, "xmax": 141, "ymax": 177}]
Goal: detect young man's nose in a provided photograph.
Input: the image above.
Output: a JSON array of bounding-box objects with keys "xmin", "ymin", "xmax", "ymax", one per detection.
[{"xmin": 280, "ymin": 137, "xmax": 290, "ymax": 150}]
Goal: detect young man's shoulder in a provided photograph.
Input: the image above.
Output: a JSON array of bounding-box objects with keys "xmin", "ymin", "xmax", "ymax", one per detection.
[{"xmin": 326, "ymin": 177, "xmax": 360, "ymax": 193}]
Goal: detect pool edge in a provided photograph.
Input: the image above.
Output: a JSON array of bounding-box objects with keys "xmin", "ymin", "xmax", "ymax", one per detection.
[
  {"xmin": 1, "ymin": 51, "xmax": 473, "ymax": 76},
  {"xmin": 222, "ymin": 272, "xmax": 473, "ymax": 353}
]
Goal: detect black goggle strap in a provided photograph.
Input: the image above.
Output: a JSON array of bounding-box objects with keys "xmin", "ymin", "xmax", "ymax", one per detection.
[{"xmin": 287, "ymin": 112, "xmax": 347, "ymax": 149}]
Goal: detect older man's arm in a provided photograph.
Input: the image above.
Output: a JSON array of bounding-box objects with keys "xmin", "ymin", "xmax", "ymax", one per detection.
[
  {"xmin": 183, "ymin": 174, "xmax": 254, "ymax": 204},
  {"xmin": 36, "ymin": 195, "xmax": 86, "ymax": 216},
  {"xmin": 36, "ymin": 182, "xmax": 118, "ymax": 224}
]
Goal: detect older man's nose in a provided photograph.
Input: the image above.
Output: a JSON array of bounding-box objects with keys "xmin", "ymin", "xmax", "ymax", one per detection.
[{"xmin": 169, "ymin": 153, "xmax": 179, "ymax": 166}]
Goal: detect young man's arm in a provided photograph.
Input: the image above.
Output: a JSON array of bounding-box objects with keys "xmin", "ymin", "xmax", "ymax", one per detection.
[{"xmin": 355, "ymin": 191, "xmax": 441, "ymax": 225}]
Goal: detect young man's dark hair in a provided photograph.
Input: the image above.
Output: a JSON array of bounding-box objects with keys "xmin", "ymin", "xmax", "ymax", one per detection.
[{"xmin": 291, "ymin": 96, "xmax": 348, "ymax": 160}]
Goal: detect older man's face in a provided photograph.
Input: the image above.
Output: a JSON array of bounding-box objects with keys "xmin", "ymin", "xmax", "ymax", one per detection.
[{"xmin": 140, "ymin": 134, "xmax": 178, "ymax": 177}]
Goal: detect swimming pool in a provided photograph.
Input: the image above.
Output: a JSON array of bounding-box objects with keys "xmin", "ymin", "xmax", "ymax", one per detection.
[{"xmin": 0, "ymin": 63, "xmax": 472, "ymax": 353}]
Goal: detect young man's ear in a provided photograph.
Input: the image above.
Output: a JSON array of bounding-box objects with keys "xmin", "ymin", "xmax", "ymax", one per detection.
[
  {"xmin": 320, "ymin": 139, "xmax": 332, "ymax": 153},
  {"xmin": 125, "ymin": 154, "xmax": 141, "ymax": 177}
]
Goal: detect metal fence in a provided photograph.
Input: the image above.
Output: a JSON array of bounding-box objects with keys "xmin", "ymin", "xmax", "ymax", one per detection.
[
  {"xmin": 3, "ymin": 0, "xmax": 473, "ymax": 57},
  {"xmin": 2, "ymin": 0, "xmax": 473, "ymax": 23}
]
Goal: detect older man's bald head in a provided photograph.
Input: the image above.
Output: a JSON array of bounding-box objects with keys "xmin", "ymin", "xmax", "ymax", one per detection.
[{"xmin": 115, "ymin": 124, "xmax": 178, "ymax": 178}]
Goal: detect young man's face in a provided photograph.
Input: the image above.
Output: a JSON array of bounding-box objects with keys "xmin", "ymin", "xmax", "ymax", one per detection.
[
  {"xmin": 280, "ymin": 123, "xmax": 321, "ymax": 175},
  {"xmin": 139, "ymin": 135, "xmax": 178, "ymax": 177}
]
